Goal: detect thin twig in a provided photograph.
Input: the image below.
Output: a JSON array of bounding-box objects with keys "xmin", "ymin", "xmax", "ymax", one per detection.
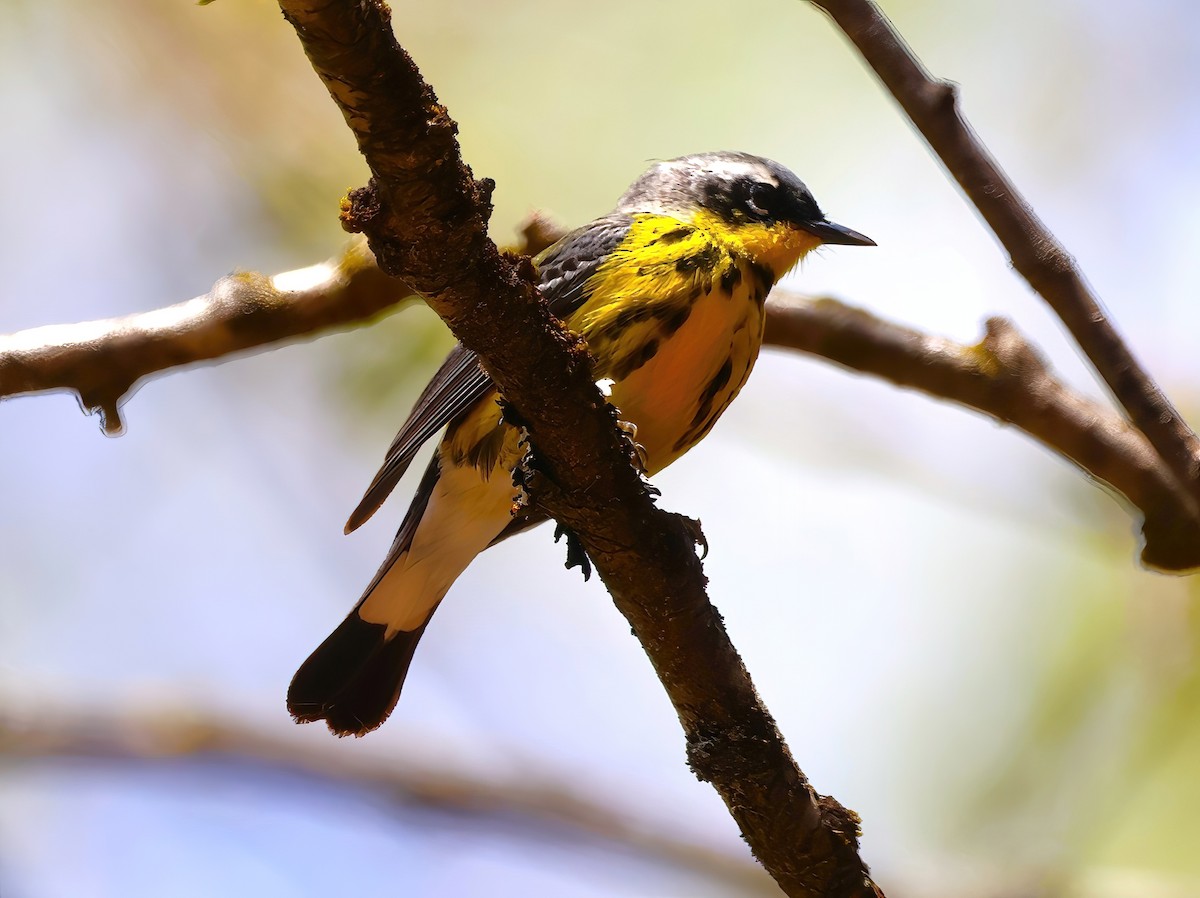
[
  {"xmin": 4, "ymin": 243, "xmax": 1196, "ymax": 570},
  {"xmin": 807, "ymin": 0, "xmax": 1200, "ymax": 510},
  {"xmin": 0, "ymin": 705, "xmax": 777, "ymax": 895},
  {"xmin": 277, "ymin": 2, "xmax": 877, "ymax": 895}
]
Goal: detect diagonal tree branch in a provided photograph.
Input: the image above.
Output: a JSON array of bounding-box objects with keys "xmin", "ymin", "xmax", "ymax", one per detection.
[
  {"xmin": 806, "ymin": 0, "xmax": 1200, "ymax": 510},
  {"xmin": 5, "ymin": 240, "xmax": 1197, "ymax": 571},
  {"xmin": 0, "ymin": 704, "xmax": 778, "ymax": 895},
  {"xmin": 275, "ymin": 2, "xmax": 878, "ymax": 896}
]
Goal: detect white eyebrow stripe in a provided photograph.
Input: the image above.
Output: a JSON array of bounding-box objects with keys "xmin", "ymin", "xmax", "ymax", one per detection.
[{"xmin": 660, "ymin": 157, "xmax": 777, "ymax": 185}]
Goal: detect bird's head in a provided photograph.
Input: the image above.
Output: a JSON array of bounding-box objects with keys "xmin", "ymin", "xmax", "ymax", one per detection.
[{"xmin": 616, "ymin": 151, "xmax": 874, "ymax": 275}]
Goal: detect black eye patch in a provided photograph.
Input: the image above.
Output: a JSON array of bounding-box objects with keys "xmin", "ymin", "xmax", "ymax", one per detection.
[
  {"xmin": 700, "ymin": 172, "xmax": 813, "ymax": 226},
  {"xmin": 746, "ymin": 181, "xmax": 779, "ymax": 220}
]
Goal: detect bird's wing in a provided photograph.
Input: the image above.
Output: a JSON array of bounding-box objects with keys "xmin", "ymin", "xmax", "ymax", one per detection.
[
  {"xmin": 344, "ymin": 214, "xmax": 636, "ymax": 533},
  {"xmin": 534, "ymin": 213, "xmax": 635, "ymax": 319},
  {"xmin": 344, "ymin": 341, "xmax": 491, "ymax": 533}
]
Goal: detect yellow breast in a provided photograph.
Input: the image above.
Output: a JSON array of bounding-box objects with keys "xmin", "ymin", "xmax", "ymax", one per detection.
[
  {"xmin": 569, "ymin": 214, "xmax": 784, "ymax": 471},
  {"xmin": 599, "ymin": 278, "xmax": 765, "ymax": 471}
]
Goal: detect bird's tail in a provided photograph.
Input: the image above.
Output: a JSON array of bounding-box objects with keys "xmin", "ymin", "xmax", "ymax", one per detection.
[
  {"xmin": 287, "ymin": 608, "xmax": 433, "ymax": 737},
  {"xmin": 288, "ymin": 459, "xmax": 445, "ymax": 737},
  {"xmin": 288, "ymin": 454, "xmax": 515, "ymax": 736}
]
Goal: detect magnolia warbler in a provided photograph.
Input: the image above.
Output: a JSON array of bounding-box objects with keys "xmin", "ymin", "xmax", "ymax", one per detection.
[{"xmin": 289, "ymin": 152, "xmax": 874, "ymax": 736}]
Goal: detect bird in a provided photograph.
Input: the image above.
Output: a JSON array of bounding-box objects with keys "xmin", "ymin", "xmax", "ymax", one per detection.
[{"xmin": 288, "ymin": 151, "xmax": 874, "ymax": 736}]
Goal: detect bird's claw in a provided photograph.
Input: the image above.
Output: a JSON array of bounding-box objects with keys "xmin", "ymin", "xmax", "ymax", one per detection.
[{"xmin": 614, "ymin": 416, "xmax": 649, "ymax": 475}]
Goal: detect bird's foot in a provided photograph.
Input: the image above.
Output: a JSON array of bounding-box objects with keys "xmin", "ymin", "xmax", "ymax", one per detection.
[
  {"xmin": 510, "ymin": 441, "xmax": 534, "ymax": 517},
  {"xmin": 613, "ymin": 415, "xmax": 649, "ymax": 475},
  {"xmin": 606, "ymin": 404, "xmax": 662, "ymax": 502},
  {"xmin": 503, "ymin": 399, "xmax": 541, "ymax": 515}
]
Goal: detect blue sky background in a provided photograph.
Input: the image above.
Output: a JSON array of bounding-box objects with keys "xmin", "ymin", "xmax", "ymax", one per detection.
[{"xmin": 3, "ymin": 1, "xmax": 1200, "ymax": 896}]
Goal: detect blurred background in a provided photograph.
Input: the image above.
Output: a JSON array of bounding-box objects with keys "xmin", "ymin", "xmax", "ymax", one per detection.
[{"xmin": 3, "ymin": 0, "xmax": 1199, "ymax": 895}]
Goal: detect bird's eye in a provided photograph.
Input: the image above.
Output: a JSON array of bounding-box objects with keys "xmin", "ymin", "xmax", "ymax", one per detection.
[{"xmin": 746, "ymin": 182, "xmax": 777, "ymax": 219}]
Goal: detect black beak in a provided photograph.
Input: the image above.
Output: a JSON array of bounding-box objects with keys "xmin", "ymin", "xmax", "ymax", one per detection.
[{"xmin": 799, "ymin": 219, "xmax": 876, "ymax": 247}]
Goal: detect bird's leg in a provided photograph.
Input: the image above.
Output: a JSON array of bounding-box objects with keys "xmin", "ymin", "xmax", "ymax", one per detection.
[
  {"xmin": 614, "ymin": 416, "xmax": 650, "ymax": 477},
  {"xmin": 499, "ymin": 398, "xmax": 537, "ymax": 517},
  {"xmin": 511, "ymin": 429, "xmax": 594, "ymax": 581},
  {"xmin": 613, "ymin": 411, "xmax": 660, "ymax": 500},
  {"xmin": 499, "ymin": 396, "xmax": 660, "ymax": 581},
  {"xmin": 596, "ymin": 378, "xmax": 651, "ymax": 480},
  {"xmin": 499, "ymin": 399, "xmax": 593, "ymax": 580}
]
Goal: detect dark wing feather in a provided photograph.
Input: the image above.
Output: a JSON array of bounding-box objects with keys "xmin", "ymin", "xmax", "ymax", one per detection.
[
  {"xmin": 535, "ymin": 213, "xmax": 634, "ymax": 320},
  {"xmin": 345, "ymin": 344, "xmax": 489, "ymax": 532},
  {"xmin": 345, "ymin": 214, "xmax": 635, "ymax": 533}
]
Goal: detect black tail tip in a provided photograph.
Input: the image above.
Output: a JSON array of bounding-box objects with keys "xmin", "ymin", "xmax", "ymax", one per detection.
[
  {"xmin": 286, "ymin": 701, "xmax": 382, "ymax": 739},
  {"xmin": 286, "ymin": 695, "xmax": 371, "ymax": 738},
  {"xmin": 287, "ymin": 614, "xmax": 429, "ymax": 737}
]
